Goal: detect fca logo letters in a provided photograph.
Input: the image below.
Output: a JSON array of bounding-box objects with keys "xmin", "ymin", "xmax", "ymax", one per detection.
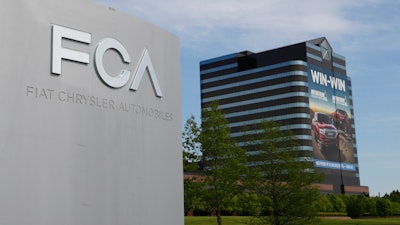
[{"xmin": 51, "ymin": 24, "xmax": 163, "ymax": 97}]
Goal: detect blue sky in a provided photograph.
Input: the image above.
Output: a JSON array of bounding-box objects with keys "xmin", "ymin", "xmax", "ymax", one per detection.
[{"xmin": 93, "ymin": 0, "xmax": 400, "ymax": 196}]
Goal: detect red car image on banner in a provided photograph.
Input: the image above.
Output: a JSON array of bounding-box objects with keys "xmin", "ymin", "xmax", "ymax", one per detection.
[{"xmin": 308, "ymin": 65, "xmax": 357, "ymax": 172}]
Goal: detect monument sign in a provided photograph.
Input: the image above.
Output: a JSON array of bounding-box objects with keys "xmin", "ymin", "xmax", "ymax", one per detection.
[{"xmin": 0, "ymin": 0, "xmax": 183, "ymax": 224}]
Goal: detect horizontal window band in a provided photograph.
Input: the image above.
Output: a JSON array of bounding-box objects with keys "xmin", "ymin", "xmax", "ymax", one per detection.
[
  {"xmin": 224, "ymin": 102, "xmax": 309, "ymax": 118},
  {"xmin": 333, "ymin": 52, "xmax": 345, "ymax": 60},
  {"xmin": 227, "ymin": 113, "xmax": 310, "ymax": 125},
  {"xmin": 202, "ymin": 81, "xmax": 308, "ymax": 103},
  {"xmin": 202, "ymin": 86, "xmax": 309, "ymax": 107},
  {"xmin": 200, "ymin": 63, "xmax": 238, "ymax": 75},
  {"xmin": 221, "ymin": 96, "xmax": 309, "ymax": 115},
  {"xmin": 306, "ymin": 42, "xmax": 321, "ymax": 51},
  {"xmin": 230, "ymin": 124, "xmax": 312, "ymax": 137},
  {"xmin": 201, "ymin": 76, "xmax": 308, "ymax": 99},
  {"xmin": 201, "ymin": 60, "xmax": 307, "ymax": 84},
  {"xmin": 202, "ymin": 64, "xmax": 307, "ymax": 90},
  {"xmin": 201, "ymin": 71, "xmax": 307, "ymax": 94},
  {"xmin": 333, "ymin": 62, "xmax": 346, "ymax": 70},
  {"xmin": 215, "ymin": 92, "xmax": 309, "ymax": 109},
  {"xmin": 307, "ymin": 53, "xmax": 322, "ymax": 62}
]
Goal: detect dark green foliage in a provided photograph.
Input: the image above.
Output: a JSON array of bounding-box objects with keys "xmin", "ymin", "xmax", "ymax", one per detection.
[
  {"xmin": 184, "ymin": 216, "xmax": 400, "ymax": 225},
  {"xmin": 319, "ymin": 193, "xmax": 400, "ymax": 218},
  {"xmin": 200, "ymin": 101, "xmax": 247, "ymax": 225},
  {"xmin": 246, "ymin": 120, "xmax": 323, "ymax": 225},
  {"xmin": 184, "ymin": 177, "xmax": 207, "ymax": 214},
  {"xmin": 327, "ymin": 194, "xmax": 346, "ymax": 213},
  {"xmin": 344, "ymin": 194, "xmax": 366, "ymax": 218},
  {"xmin": 376, "ymin": 198, "xmax": 392, "ymax": 217},
  {"xmin": 390, "ymin": 201, "xmax": 400, "ymax": 215},
  {"xmin": 183, "ymin": 115, "xmax": 201, "ymax": 172},
  {"xmin": 229, "ymin": 192, "xmax": 262, "ymax": 216},
  {"xmin": 384, "ymin": 190, "xmax": 400, "ymax": 204},
  {"xmin": 314, "ymin": 195, "xmax": 334, "ymax": 212},
  {"xmin": 183, "ymin": 116, "xmax": 206, "ymax": 215},
  {"xmin": 365, "ymin": 197, "xmax": 378, "ymax": 216}
]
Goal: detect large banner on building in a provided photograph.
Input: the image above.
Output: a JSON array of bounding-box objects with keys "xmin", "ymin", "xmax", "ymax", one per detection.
[
  {"xmin": 0, "ymin": 0, "xmax": 182, "ymax": 224},
  {"xmin": 308, "ymin": 64, "xmax": 357, "ymax": 173}
]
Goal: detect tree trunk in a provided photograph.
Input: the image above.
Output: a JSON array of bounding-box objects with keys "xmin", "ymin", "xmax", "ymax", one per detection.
[{"xmin": 216, "ymin": 206, "xmax": 222, "ymax": 225}]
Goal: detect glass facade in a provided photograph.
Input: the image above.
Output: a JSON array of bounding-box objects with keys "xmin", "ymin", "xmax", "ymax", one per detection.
[{"xmin": 200, "ymin": 38, "xmax": 368, "ymax": 194}]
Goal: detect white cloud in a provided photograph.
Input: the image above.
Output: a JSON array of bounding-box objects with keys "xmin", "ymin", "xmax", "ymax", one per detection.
[{"xmin": 93, "ymin": 0, "xmax": 376, "ymax": 53}]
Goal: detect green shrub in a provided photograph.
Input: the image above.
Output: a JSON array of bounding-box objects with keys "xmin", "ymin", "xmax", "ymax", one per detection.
[{"xmin": 345, "ymin": 195, "xmax": 366, "ymax": 219}]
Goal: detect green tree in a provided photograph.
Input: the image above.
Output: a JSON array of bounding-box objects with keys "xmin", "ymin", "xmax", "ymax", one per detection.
[
  {"xmin": 246, "ymin": 120, "xmax": 322, "ymax": 225},
  {"xmin": 390, "ymin": 201, "xmax": 400, "ymax": 215},
  {"xmin": 184, "ymin": 177, "xmax": 206, "ymax": 215},
  {"xmin": 345, "ymin": 194, "xmax": 366, "ymax": 218},
  {"xmin": 327, "ymin": 194, "xmax": 346, "ymax": 213},
  {"xmin": 229, "ymin": 192, "xmax": 262, "ymax": 216},
  {"xmin": 376, "ymin": 198, "xmax": 392, "ymax": 217},
  {"xmin": 200, "ymin": 101, "xmax": 247, "ymax": 225},
  {"xmin": 314, "ymin": 195, "xmax": 333, "ymax": 213},
  {"xmin": 384, "ymin": 190, "xmax": 400, "ymax": 204},
  {"xmin": 383, "ymin": 190, "xmax": 400, "ymax": 216},
  {"xmin": 182, "ymin": 116, "xmax": 205, "ymax": 215},
  {"xmin": 365, "ymin": 197, "xmax": 378, "ymax": 216},
  {"xmin": 183, "ymin": 115, "xmax": 201, "ymax": 172}
]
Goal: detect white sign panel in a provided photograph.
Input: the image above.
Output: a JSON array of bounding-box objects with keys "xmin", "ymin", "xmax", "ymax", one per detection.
[{"xmin": 0, "ymin": 0, "xmax": 182, "ymax": 224}]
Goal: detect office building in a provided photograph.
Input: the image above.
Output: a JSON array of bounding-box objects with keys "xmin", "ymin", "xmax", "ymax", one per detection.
[{"xmin": 200, "ymin": 37, "xmax": 368, "ymax": 194}]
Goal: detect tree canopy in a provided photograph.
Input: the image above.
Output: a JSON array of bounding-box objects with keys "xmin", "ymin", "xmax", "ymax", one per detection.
[
  {"xmin": 200, "ymin": 101, "xmax": 247, "ymax": 225},
  {"xmin": 245, "ymin": 120, "xmax": 323, "ymax": 225},
  {"xmin": 183, "ymin": 105, "xmax": 328, "ymax": 225},
  {"xmin": 183, "ymin": 115, "xmax": 201, "ymax": 172}
]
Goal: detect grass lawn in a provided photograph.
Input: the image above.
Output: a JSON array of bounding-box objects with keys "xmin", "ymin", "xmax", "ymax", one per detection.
[
  {"xmin": 185, "ymin": 216, "xmax": 400, "ymax": 225},
  {"xmin": 185, "ymin": 216, "xmax": 249, "ymax": 225}
]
